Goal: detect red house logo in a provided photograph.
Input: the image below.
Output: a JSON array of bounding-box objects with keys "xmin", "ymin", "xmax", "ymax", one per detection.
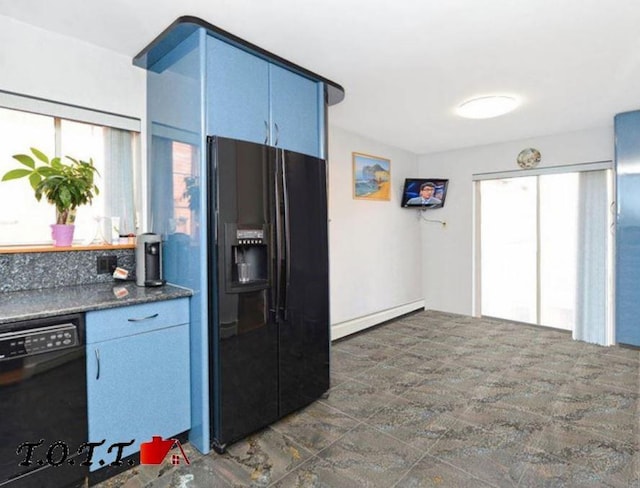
[{"xmin": 140, "ymin": 436, "xmax": 190, "ymax": 465}]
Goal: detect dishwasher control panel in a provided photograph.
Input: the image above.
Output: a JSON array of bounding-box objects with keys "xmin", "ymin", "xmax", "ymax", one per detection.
[{"xmin": 0, "ymin": 323, "xmax": 79, "ymax": 361}]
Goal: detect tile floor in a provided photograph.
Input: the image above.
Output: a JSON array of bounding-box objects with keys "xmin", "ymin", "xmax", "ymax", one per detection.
[{"xmin": 96, "ymin": 310, "xmax": 640, "ymax": 487}]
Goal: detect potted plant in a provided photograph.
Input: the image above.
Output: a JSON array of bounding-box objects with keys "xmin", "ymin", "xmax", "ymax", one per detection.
[{"xmin": 2, "ymin": 147, "xmax": 100, "ymax": 246}]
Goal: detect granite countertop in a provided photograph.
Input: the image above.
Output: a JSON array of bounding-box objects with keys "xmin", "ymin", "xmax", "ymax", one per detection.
[{"xmin": 0, "ymin": 282, "xmax": 193, "ymax": 328}]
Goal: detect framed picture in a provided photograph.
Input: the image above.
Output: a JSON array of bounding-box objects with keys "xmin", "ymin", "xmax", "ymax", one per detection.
[{"xmin": 352, "ymin": 152, "xmax": 391, "ymax": 201}]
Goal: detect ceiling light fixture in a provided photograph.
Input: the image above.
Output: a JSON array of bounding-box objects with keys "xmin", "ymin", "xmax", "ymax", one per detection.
[{"xmin": 456, "ymin": 95, "xmax": 520, "ymax": 119}]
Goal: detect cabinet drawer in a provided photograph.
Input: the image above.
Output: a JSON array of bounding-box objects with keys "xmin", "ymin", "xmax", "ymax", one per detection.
[{"xmin": 86, "ymin": 298, "xmax": 189, "ymax": 343}]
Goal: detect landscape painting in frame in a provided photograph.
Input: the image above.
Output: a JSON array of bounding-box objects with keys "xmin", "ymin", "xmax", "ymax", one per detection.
[{"xmin": 352, "ymin": 152, "xmax": 391, "ymax": 201}]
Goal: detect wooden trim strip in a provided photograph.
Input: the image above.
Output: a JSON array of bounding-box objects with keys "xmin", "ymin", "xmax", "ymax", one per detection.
[{"xmin": 0, "ymin": 243, "xmax": 135, "ymax": 254}]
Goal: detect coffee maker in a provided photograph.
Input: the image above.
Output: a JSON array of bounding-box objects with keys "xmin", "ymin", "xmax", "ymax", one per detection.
[{"xmin": 136, "ymin": 233, "xmax": 166, "ymax": 287}]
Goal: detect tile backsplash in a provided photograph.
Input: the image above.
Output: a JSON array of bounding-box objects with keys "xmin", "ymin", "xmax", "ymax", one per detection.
[{"xmin": 0, "ymin": 248, "xmax": 135, "ymax": 293}]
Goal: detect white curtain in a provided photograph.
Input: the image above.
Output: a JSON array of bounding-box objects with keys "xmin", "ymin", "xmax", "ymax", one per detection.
[
  {"xmin": 574, "ymin": 169, "xmax": 608, "ymax": 345},
  {"xmin": 104, "ymin": 128, "xmax": 137, "ymax": 235}
]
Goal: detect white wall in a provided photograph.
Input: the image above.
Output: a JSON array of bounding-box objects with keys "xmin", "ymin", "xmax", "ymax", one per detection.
[
  {"xmin": 14, "ymin": 14, "xmax": 606, "ymax": 331},
  {"xmin": 0, "ymin": 15, "xmax": 145, "ymax": 120},
  {"xmin": 328, "ymin": 125, "xmax": 424, "ymax": 339},
  {"xmin": 0, "ymin": 14, "xmax": 147, "ymax": 227},
  {"xmin": 417, "ymin": 126, "xmax": 613, "ymax": 316}
]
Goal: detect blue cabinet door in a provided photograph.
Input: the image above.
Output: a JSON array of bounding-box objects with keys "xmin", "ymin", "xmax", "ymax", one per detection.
[
  {"xmin": 615, "ymin": 110, "xmax": 640, "ymax": 346},
  {"xmin": 270, "ymin": 64, "xmax": 322, "ymax": 157},
  {"xmin": 206, "ymin": 36, "xmax": 322, "ymax": 157},
  {"xmin": 206, "ymin": 35, "xmax": 270, "ymax": 144},
  {"xmin": 86, "ymin": 324, "xmax": 190, "ymax": 470}
]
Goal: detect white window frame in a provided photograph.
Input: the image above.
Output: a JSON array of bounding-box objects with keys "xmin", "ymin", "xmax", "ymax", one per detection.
[
  {"xmin": 0, "ymin": 90, "xmax": 140, "ymax": 132},
  {"xmin": 472, "ymin": 160, "xmax": 615, "ymax": 345},
  {"xmin": 0, "ymin": 90, "xmax": 142, "ymax": 248}
]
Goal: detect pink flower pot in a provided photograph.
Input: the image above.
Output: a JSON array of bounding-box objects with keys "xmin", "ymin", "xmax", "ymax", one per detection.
[{"xmin": 50, "ymin": 224, "xmax": 75, "ymax": 247}]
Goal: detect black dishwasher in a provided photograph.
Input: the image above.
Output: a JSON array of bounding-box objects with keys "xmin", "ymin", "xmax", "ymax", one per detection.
[{"xmin": 0, "ymin": 314, "xmax": 87, "ymax": 488}]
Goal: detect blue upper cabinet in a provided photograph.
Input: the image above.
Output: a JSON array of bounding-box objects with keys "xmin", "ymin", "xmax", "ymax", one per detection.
[
  {"xmin": 269, "ymin": 64, "xmax": 322, "ymax": 157},
  {"xmin": 135, "ymin": 18, "xmax": 341, "ymax": 159},
  {"xmin": 615, "ymin": 110, "xmax": 640, "ymax": 347},
  {"xmin": 206, "ymin": 35, "xmax": 322, "ymax": 158},
  {"xmin": 206, "ymin": 36, "xmax": 270, "ymax": 145}
]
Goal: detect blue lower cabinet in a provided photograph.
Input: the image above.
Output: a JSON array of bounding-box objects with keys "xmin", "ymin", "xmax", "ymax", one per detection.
[{"xmin": 85, "ymin": 301, "xmax": 190, "ymax": 471}]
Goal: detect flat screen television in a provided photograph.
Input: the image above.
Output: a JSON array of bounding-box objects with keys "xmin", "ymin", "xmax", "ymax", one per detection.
[{"xmin": 401, "ymin": 178, "xmax": 449, "ymax": 209}]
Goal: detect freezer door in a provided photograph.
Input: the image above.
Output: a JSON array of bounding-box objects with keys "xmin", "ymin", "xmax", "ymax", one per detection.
[{"xmin": 278, "ymin": 149, "xmax": 330, "ymax": 417}]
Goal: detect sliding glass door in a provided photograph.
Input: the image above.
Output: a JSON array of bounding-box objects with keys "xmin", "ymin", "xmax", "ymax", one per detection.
[
  {"xmin": 480, "ymin": 177, "xmax": 537, "ymax": 324},
  {"xmin": 478, "ymin": 167, "xmax": 611, "ymax": 344}
]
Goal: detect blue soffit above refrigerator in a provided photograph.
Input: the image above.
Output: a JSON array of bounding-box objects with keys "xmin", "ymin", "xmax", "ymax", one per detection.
[{"xmin": 132, "ymin": 15, "xmax": 345, "ymax": 106}]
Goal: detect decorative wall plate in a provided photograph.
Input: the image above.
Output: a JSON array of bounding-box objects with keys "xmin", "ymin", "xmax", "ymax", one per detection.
[{"xmin": 517, "ymin": 148, "xmax": 541, "ymax": 169}]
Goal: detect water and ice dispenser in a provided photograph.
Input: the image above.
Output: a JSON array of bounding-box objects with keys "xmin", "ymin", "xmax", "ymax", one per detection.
[{"xmin": 225, "ymin": 224, "xmax": 269, "ymax": 291}]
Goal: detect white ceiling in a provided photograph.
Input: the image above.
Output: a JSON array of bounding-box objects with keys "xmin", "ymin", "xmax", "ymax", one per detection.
[{"xmin": 2, "ymin": 0, "xmax": 640, "ymax": 154}]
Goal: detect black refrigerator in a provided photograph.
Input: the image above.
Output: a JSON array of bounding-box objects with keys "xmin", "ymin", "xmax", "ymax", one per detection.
[{"xmin": 207, "ymin": 136, "xmax": 330, "ymax": 453}]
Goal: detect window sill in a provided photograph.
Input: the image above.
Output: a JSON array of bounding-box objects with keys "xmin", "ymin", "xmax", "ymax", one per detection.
[{"xmin": 0, "ymin": 243, "xmax": 136, "ymax": 254}]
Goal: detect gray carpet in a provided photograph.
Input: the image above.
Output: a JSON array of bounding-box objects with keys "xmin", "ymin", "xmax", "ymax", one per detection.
[{"xmin": 96, "ymin": 310, "xmax": 640, "ymax": 487}]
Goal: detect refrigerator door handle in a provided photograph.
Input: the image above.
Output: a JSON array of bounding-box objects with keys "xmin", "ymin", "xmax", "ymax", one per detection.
[
  {"xmin": 273, "ymin": 150, "xmax": 282, "ymax": 320},
  {"xmin": 281, "ymin": 150, "xmax": 290, "ymax": 321}
]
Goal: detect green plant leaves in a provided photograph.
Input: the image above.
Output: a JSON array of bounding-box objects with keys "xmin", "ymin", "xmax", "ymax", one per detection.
[
  {"xmin": 3, "ymin": 148, "xmax": 100, "ymax": 217},
  {"xmin": 12, "ymin": 154, "xmax": 35, "ymax": 169},
  {"xmin": 1, "ymin": 168, "xmax": 32, "ymax": 181},
  {"xmin": 58, "ymin": 186, "xmax": 72, "ymax": 209},
  {"xmin": 37, "ymin": 167, "xmax": 57, "ymax": 177},
  {"xmin": 30, "ymin": 147, "xmax": 50, "ymax": 164},
  {"xmin": 28, "ymin": 173, "xmax": 42, "ymax": 190}
]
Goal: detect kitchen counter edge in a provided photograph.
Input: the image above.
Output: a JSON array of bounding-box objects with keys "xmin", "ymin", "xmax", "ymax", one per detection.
[{"xmin": 0, "ymin": 282, "xmax": 193, "ymax": 328}]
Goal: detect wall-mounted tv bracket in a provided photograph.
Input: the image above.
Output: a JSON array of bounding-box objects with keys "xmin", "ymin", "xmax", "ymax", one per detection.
[{"xmin": 416, "ymin": 209, "xmax": 446, "ymax": 227}]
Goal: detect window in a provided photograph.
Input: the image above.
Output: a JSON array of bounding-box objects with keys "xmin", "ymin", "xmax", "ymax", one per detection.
[
  {"xmin": 171, "ymin": 141, "xmax": 197, "ymax": 236},
  {"xmin": 0, "ymin": 98, "xmax": 140, "ymax": 247}
]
